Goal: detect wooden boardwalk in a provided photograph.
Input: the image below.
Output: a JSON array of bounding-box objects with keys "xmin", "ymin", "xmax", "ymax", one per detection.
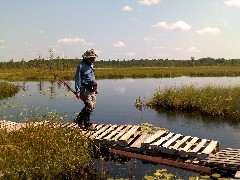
[{"xmin": 0, "ymin": 120, "xmax": 239, "ymax": 177}]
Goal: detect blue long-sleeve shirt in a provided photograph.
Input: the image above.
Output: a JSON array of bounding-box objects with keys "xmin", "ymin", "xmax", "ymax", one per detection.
[{"xmin": 75, "ymin": 61, "xmax": 95, "ymax": 93}]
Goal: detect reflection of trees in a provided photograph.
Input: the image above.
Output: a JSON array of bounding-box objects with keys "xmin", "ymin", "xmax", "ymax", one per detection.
[
  {"xmin": 57, "ymin": 81, "xmax": 62, "ymax": 90},
  {"xmin": 50, "ymin": 81, "xmax": 56, "ymax": 99},
  {"xmin": 35, "ymin": 80, "xmax": 75, "ymax": 100},
  {"xmin": 20, "ymin": 82, "xmax": 27, "ymax": 91},
  {"xmin": 38, "ymin": 81, "xmax": 44, "ymax": 93},
  {"xmin": 50, "ymin": 81, "xmax": 55, "ymax": 93},
  {"xmin": 153, "ymin": 108, "xmax": 240, "ymax": 127}
]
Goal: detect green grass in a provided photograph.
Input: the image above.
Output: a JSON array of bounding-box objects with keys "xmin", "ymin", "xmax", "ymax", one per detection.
[
  {"xmin": 0, "ymin": 82, "xmax": 19, "ymax": 99},
  {"xmin": 1, "ymin": 66, "xmax": 240, "ymax": 81},
  {"xmin": 146, "ymin": 85, "xmax": 240, "ymax": 119},
  {"xmin": 0, "ymin": 120, "xmax": 96, "ymax": 179}
]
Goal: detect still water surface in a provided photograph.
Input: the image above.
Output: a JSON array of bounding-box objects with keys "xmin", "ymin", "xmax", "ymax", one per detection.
[{"xmin": 1, "ymin": 76, "xmax": 240, "ymax": 178}]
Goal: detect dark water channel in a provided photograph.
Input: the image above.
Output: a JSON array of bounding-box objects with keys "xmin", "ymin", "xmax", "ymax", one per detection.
[{"xmin": 1, "ymin": 77, "xmax": 240, "ymax": 179}]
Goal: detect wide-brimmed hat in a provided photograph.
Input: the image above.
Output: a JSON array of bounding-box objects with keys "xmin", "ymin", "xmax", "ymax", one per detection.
[{"xmin": 82, "ymin": 49, "xmax": 98, "ymax": 58}]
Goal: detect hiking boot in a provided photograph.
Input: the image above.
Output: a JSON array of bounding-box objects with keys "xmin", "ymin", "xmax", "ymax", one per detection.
[
  {"xmin": 84, "ymin": 123, "xmax": 96, "ymax": 131},
  {"xmin": 73, "ymin": 117, "xmax": 83, "ymax": 128}
]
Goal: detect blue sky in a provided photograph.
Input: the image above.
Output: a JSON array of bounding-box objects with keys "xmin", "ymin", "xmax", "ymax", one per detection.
[{"xmin": 0, "ymin": 0, "xmax": 240, "ymax": 61}]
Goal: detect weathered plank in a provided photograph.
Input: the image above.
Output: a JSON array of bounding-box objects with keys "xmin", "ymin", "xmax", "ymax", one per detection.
[
  {"xmin": 201, "ymin": 140, "xmax": 219, "ymax": 155},
  {"xmin": 141, "ymin": 129, "xmax": 167, "ymax": 148},
  {"xmin": 190, "ymin": 139, "xmax": 208, "ymax": 153},
  {"xmin": 103, "ymin": 125, "xmax": 125, "ymax": 141},
  {"xmin": 95, "ymin": 124, "xmax": 118, "ymax": 140},
  {"xmin": 89, "ymin": 124, "xmax": 112, "ymax": 139},
  {"xmin": 179, "ymin": 137, "xmax": 199, "ymax": 152},
  {"xmin": 84, "ymin": 124, "xmax": 104, "ymax": 137},
  {"xmin": 110, "ymin": 125, "xmax": 132, "ymax": 143},
  {"xmin": 235, "ymin": 171, "xmax": 240, "ymax": 179},
  {"xmin": 162, "ymin": 134, "xmax": 182, "ymax": 148},
  {"xmin": 150, "ymin": 132, "xmax": 174, "ymax": 149},
  {"xmin": 200, "ymin": 148, "xmax": 240, "ymax": 171},
  {"xmin": 160, "ymin": 134, "xmax": 182, "ymax": 154},
  {"xmin": 117, "ymin": 125, "xmax": 140, "ymax": 146},
  {"xmin": 130, "ymin": 133, "xmax": 152, "ymax": 151},
  {"xmin": 170, "ymin": 135, "xmax": 191, "ymax": 150},
  {"xmin": 109, "ymin": 148, "xmax": 212, "ymax": 174}
]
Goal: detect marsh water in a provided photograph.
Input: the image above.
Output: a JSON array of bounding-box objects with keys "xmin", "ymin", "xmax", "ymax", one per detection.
[{"xmin": 1, "ymin": 76, "xmax": 240, "ymax": 179}]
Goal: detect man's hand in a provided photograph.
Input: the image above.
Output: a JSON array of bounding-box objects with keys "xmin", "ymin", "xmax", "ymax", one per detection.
[
  {"xmin": 95, "ymin": 89, "xmax": 99, "ymax": 94},
  {"xmin": 76, "ymin": 93, "xmax": 81, "ymax": 99}
]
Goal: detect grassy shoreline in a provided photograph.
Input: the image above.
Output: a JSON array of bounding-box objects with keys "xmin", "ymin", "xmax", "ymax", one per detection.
[
  {"xmin": 0, "ymin": 120, "xmax": 96, "ymax": 179},
  {"xmin": 0, "ymin": 82, "xmax": 20, "ymax": 99},
  {"xmin": 146, "ymin": 85, "xmax": 240, "ymax": 119},
  {"xmin": 1, "ymin": 66, "xmax": 240, "ymax": 81}
]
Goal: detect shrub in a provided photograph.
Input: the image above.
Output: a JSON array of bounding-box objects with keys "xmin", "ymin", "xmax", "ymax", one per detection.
[
  {"xmin": 0, "ymin": 82, "xmax": 19, "ymax": 99},
  {"xmin": 0, "ymin": 121, "xmax": 96, "ymax": 179}
]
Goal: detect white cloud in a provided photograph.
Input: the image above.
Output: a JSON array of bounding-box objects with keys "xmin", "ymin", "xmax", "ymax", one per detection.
[
  {"xmin": 126, "ymin": 52, "xmax": 136, "ymax": 57},
  {"xmin": 0, "ymin": 46, "xmax": 5, "ymax": 49},
  {"xmin": 113, "ymin": 41, "xmax": 125, "ymax": 48},
  {"xmin": 0, "ymin": 40, "xmax": 5, "ymax": 43},
  {"xmin": 186, "ymin": 47, "xmax": 200, "ymax": 53},
  {"xmin": 196, "ymin": 27, "xmax": 220, "ymax": 35},
  {"xmin": 37, "ymin": 30, "xmax": 45, "ymax": 34},
  {"xmin": 138, "ymin": 0, "xmax": 160, "ymax": 5},
  {"xmin": 122, "ymin": 5, "xmax": 133, "ymax": 12},
  {"xmin": 224, "ymin": 0, "xmax": 240, "ymax": 7},
  {"xmin": 58, "ymin": 37, "xmax": 94, "ymax": 45},
  {"xmin": 175, "ymin": 48, "xmax": 181, "ymax": 51},
  {"xmin": 153, "ymin": 46, "xmax": 165, "ymax": 49},
  {"xmin": 144, "ymin": 37, "xmax": 156, "ymax": 41},
  {"xmin": 151, "ymin": 21, "xmax": 192, "ymax": 31}
]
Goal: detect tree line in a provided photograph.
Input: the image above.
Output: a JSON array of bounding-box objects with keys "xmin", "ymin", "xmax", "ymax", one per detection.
[{"xmin": 1, "ymin": 57, "xmax": 240, "ymax": 71}]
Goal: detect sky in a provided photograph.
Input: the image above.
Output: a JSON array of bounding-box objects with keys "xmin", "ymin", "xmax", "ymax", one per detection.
[{"xmin": 0, "ymin": 0, "xmax": 240, "ymax": 62}]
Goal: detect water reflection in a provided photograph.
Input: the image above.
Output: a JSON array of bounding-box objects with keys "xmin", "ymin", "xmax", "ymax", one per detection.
[
  {"xmin": 155, "ymin": 108, "xmax": 240, "ymax": 127},
  {"xmin": 1, "ymin": 77, "xmax": 240, "ymax": 150}
]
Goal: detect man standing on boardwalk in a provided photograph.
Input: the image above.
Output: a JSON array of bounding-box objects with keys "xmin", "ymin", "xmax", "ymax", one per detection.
[{"xmin": 74, "ymin": 49, "xmax": 98, "ymax": 130}]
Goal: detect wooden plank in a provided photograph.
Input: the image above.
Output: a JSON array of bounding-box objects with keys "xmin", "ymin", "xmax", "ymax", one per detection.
[
  {"xmin": 190, "ymin": 139, "xmax": 208, "ymax": 153},
  {"xmin": 110, "ymin": 125, "xmax": 132, "ymax": 143},
  {"xmin": 120, "ymin": 131, "xmax": 141, "ymax": 149},
  {"xmin": 108, "ymin": 148, "xmax": 212, "ymax": 174},
  {"xmin": 89, "ymin": 124, "xmax": 112, "ymax": 139},
  {"xmin": 235, "ymin": 171, "xmax": 240, "ymax": 179},
  {"xmin": 150, "ymin": 132, "xmax": 174, "ymax": 148},
  {"xmin": 103, "ymin": 125, "xmax": 125, "ymax": 141},
  {"xmin": 160, "ymin": 134, "xmax": 183, "ymax": 154},
  {"xmin": 179, "ymin": 137, "xmax": 199, "ymax": 152},
  {"xmin": 170, "ymin": 135, "xmax": 191, "ymax": 150},
  {"xmin": 118, "ymin": 125, "xmax": 140, "ymax": 146},
  {"xmin": 130, "ymin": 133, "xmax": 152, "ymax": 151},
  {"xmin": 84, "ymin": 124, "xmax": 104, "ymax": 137},
  {"xmin": 141, "ymin": 129, "xmax": 167, "ymax": 147},
  {"xmin": 95, "ymin": 124, "xmax": 118, "ymax": 140},
  {"xmin": 162, "ymin": 134, "xmax": 182, "ymax": 148},
  {"xmin": 81, "ymin": 124, "xmax": 99, "ymax": 136},
  {"xmin": 201, "ymin": 140, "xmax": 219, "ymax": 155}
]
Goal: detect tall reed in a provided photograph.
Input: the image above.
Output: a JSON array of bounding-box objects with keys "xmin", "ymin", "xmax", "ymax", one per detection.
[{"xmin": 147, "ymin": 85, "xmax": 240, "ymax": 119}]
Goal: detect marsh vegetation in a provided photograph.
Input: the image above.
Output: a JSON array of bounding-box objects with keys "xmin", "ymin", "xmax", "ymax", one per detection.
[
  {"xmin": 146, "ymin": 85, "xmax": 240, "ymax": 120},
  {"xmin": 0, "ymin": 82, "xmax": 19, "ymax": 99},
  {"xmin": 1, "ymin": 57, "xmax": 240, "ymax": 81},
  {"xmin": 0, "ymin": 120, "xmax": 97, "ymax": 179}
]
